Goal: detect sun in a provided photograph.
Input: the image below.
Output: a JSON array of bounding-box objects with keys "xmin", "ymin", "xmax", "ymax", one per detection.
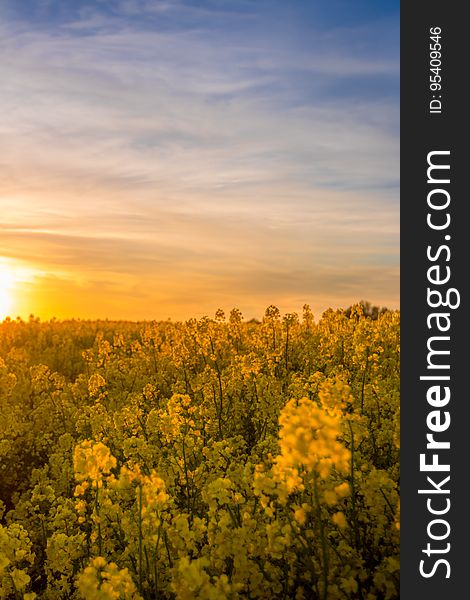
[
  {"xmin": 0, "ymin": 263, "xmax": 15, "ymax": 320},
  {"xmin": 0, "ymin": 258, "xmax": 40, "ymax": 321}
]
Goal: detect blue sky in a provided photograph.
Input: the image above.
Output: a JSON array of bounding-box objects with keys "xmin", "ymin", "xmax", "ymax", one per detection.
[{"xmin": 0, "ymin": 0, "xmax": 399, "ymax": 320}]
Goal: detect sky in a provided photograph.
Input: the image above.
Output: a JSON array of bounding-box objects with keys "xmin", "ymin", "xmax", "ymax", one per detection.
[{"xmin": 0, "ymin": 0, "xmax": 399, "ymax": 321}]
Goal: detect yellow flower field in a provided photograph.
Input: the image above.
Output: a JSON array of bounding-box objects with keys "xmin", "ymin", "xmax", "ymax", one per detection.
[{"xmin": 0, "ymin": 305, "xmax": 399, "ymax": 599}]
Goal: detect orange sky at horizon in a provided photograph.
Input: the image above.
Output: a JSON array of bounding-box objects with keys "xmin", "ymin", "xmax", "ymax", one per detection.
[
  {"xmin": 1, "ymin": 253, "xmax": 398, "ymax": 324},
  {"xmin": 0, "ymin": 171, "xmax": 399, "ymax": 323}
]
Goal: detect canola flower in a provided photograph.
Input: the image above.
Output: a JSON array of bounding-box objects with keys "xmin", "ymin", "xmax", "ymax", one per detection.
[
  {"xmin": 117, "ymin": 464, "xmax": 169, "ymax": 518},
  {"xmin": 88, "ymin": 373, "xmax": 107, "ymax": 400},
  {"xmin": 0, "ymin": 523, "xmax": 35, "ymax": 599},
  {"xmin": 74, "ymin": 440, "xmax": 117, "ymax": 488},
  {"xmin": 157, "ymin": 394, "xmax": 201, "ymax": 442},
  {"xmin": 273, "ymin": 397, "xmax": 350, "ymax": 493},
  {"xmin": 77, "ymin": 557, "xmax": 142, "ymax": 599}
]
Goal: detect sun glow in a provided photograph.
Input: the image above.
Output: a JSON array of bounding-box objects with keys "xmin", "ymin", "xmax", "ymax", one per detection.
[
  {"xmin": 0, "ymin": 258, "xmax": 48, "ymax": 320},
  {"xmin": 0, "ymin": 258, "xmax": 39, "ymax": 321}
]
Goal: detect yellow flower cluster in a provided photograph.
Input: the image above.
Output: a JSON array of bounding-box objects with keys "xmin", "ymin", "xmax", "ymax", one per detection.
[
  {"xmin": 0, "ymin": 523, "xmax": 35, "ymax": 599},
  {"xmin": 88, "ymin": 373, "xmax": 107, "ymax": 399},
  {"xmin": 141, "ymin": 471, "xmax": 169, "ymax": 515},
  {"xmin": 273, "ymin": 398, "xmax": 350, "ymax": 492},
  {"xmin": 110, "ymin": 463, "xmax": 169, "ymax": 540},
  {"xmin": 45, "ymin": 531, "xmax": 86, "ymax": 596},
  {"xmin": 171, "ymin": 556, "xmax": 242, "ymax": 600},
  {"xmin": 318, "ymin": 377, "xmax": 354, "ymax": 413},
  {"xmin": 77, "ymin": 556, "xmax": 142, "ymax": 599},
  {"xmin": 73, "ymin": 440, "xmax": 117, "ymax": 487},
  {"xmin": 157, "ymin": 394, "xmax": 200, "ymax": 442},
  {"xmin": 120, "ymin": 464, "xmax": 169, "ymax": 510}
]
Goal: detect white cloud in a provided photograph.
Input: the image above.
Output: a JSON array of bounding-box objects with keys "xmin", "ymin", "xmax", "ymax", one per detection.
[{"xmin": 0, "ymin": 4, "xmax": 399, "ymax": 318}]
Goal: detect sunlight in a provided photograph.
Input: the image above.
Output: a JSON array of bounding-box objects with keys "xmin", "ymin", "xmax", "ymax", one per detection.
[
  {"xmin": 0, "ymin": 257, "xmax": 38, "ymax": 321},
  {"xmin": 0, "ymin": 258, "xmax": 45, "ymax": 320}
]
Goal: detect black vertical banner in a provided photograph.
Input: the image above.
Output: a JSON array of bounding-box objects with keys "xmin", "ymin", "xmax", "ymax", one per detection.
[{"xmin": 401, "ymin": 3, "xmax": 467, "ymax": 598}]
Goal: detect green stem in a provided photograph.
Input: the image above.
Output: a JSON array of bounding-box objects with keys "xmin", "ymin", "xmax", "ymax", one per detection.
[
  {"xmin": 347, "ymin": 420, "xmax": 361, "ymax": 551},
  {"xmin": 154, "ymin": 527, "xmax": 162, "ymax": 598},
  {"xmin": 347, "ymin": 420, "xmax": 364, "ymax": 600},
  {"xmin": 313, "ymin": 474, "xmax": 329, "ymax": 600},
  {"xmin": 360, "ymin": 352, "xmax": 369, "ymax": 414},
  {"xmin": 181, "ymin": 437, "xmax": 191, "ymax": 517},
  {"xmin": 95, "ymin": 482, "xmax": 102, "ymax": 557},
  {"xmin": 138, "ymin": 483, "xmax": 143, "ymax": 594}
]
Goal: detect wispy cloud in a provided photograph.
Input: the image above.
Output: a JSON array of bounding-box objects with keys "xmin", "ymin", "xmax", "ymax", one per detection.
[{"xmin": 0, "ymin": 0, "xmax": 399, "ymax": 319}]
